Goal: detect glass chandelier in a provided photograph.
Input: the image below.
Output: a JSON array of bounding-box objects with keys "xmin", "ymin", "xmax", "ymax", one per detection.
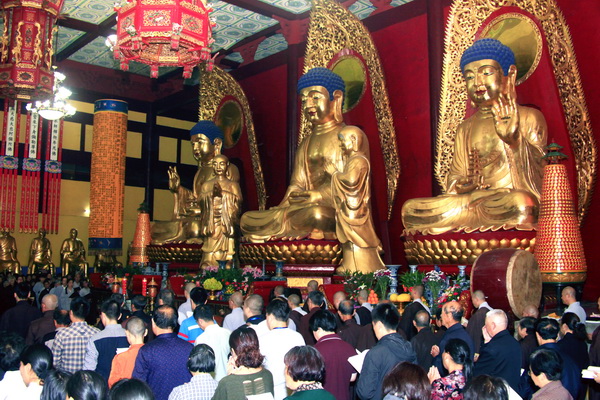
[{"xmin": 26, "ymin": 71, "xmax": 76, "ymax": 120}]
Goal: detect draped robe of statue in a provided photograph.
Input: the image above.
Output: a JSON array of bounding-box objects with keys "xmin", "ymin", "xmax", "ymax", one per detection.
[
  {"xmin": 241, "ymin": 126, "xmax": 342, "ymax": 241},
  {"xmin": 0, "ymin": 232, "xmax": 19, "ymax": 273},
  {"xmin": 60, "ymin": 229, "xmax": 88, "ymax": 275},
  {"xmin": 199, "ymin": 175, "xmax": 242, "ymax": 266},
  {"xmin": 402, "ymin": 105, "xmax": 546, "ymax": 235},
  {"xmin": 331, "ymin": 149, "xmax": 383, "ymax": 271}
]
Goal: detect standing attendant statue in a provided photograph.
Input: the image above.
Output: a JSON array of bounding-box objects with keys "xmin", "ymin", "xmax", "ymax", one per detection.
[
  {"xmin": 60, "ymin": 228, "xmax": 89, "ymax": 276},
  {"xmin": 402, "ymin": 39, "xmax": 547, "ymax": 234},
  {"xmin": 0, "ymin": 229, "xmax": 19, "ymax": 273},
  {"xmin": 152, "ymin": 120, "xmax": 240, "ymax": 244},
  {"xmin": 28, "ymin": 228, "xmax": 54, "ymax": 274},
  {"xmin": 198, "ymin": 154, "xmax": 242, "ymax": 267}
]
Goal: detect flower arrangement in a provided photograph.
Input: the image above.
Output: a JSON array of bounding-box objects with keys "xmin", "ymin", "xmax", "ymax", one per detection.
[
  {"xmin": 373, "ymin": 269, "xmax": 391, "ymax": 300},
  {"xmin": 437, "ymin": 283, "xmax": 462, "ymax": 305},
  {"xmin": 242, "ymin": 266, "xmax": 263, "ymax": 280},
  {"xmin": 399, "ymin": 269, "xmax": 425, "ymax": 292},
  {"xmin": 342, "ymin": 270, "xmax": 375, "ymax": 300},
  {"xmin": 203, "ymin": 278, "xmax": 223, "ymax": 291},
  {"xmin": 423, "ymin": 269, "xmax": 448, "ymax": 315}
]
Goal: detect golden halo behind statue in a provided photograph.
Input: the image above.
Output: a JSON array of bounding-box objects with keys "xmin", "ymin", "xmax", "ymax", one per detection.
[
  {"xmin": 480, "ymin": 13, "xmax": 543, "ymax": 86},
  {"xmin": 331, "ymin": 54, "xmax": 367, "ymax": 113},
  {"xmin": 216, "ymin": 99, "xmax": 244, "ymax": 149}
]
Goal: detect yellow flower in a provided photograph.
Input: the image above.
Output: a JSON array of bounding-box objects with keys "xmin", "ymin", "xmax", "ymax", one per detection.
[{"xmin": 203, "ymin": 278, "xmax": 223, "ymax": 291}]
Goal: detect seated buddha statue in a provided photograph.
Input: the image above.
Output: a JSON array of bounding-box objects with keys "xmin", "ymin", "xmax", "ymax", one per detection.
[
  {"xmin": 28, "ymin": 228, "xmax": 54, "ymax": 274},
  {"xmin": 241, "ymin": 68, "xmax": 351, "ymax": 241},
  {"xmin": 151, "ymin": 121, "xmax": 239, "ymax": 244},
  {"xmin": 60, "ymin": 228, "xmax": 89, "ymax": 276},
  {"xmin": 0, "ymin": 229, "xmax": 19, "ymax": 273},
  {"xmin": 402, "ymin": 39, "xmax": 547, "ymax": 235},
  {"xmin": 199, "ymin": 154, "xmax": 243, "ymax": 267}
]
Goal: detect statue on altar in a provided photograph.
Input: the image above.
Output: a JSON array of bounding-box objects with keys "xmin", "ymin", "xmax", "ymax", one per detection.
[
  {"xmin": 151, "ymin": 120, "xmax": 240, "ymax": 244},
  {"xmin": 241, "ymin": 67, "xmax": 384, "ymax": 271},
  {"xmin": 402, "ymin": 39, "xmax": 547, "ymax": 235},
  {"xmin": 199, "ymin": 154, "xmax": 242, "ymax": 267},
  {"xmin": 28, "ymin": 228, "xmax": 54, "ymax": 274},
  {"xmin": 325, "ymin": 129, "xmax": 384, "ymax": 272},
  {"xmin": 0, "ymin": 230, "xmax": 19, "ymax": 273},
  {"xmin": 60, "ymin": 228, "xmax": 89, "ymax": 276}
]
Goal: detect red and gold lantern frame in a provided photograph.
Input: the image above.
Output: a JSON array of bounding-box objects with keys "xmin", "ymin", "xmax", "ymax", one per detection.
[
  {"xmin": 114, "ymin": 0, "xmax": 215, "ymax": 78},
  {"xmin": 0, "ymin": 0, "xmax": 64, "ymax": 101}
]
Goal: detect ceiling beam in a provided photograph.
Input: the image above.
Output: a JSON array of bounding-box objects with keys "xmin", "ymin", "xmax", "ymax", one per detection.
[
  {"xmin": 221, "ymin": 0, "xmax": 298, "ymax": 19},
  {"xmin": 56, "ymin": 14, "xmax": 117, "ymax": 62}
]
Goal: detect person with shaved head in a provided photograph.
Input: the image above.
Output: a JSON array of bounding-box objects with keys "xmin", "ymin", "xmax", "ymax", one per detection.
[
  {"xmin": 561, "ymin": 286, "xmax": 586, "ymax": 323},
  {"xmin": 26, "ymin": 293, "xmax": 58, "ymax": 345},
  {"xmin": 398, "ymin": 284, "xmax": 429, "ymax": 340},
  {"xmin": 473, "ymin": 309, "xmax": 522, "ymax": 391},
  {"xmin": 108, "ymin": 316, "xmax": 147, "ymax": 387},
  {"xmin": 223, "ymin": 291, "xmax": 246, "ymax": 332},
  {"xmin": 411, "ymin": 309, "xmax": 439, "ymax": 370},
  {"xmin": 466, "ymin": 290, "xmax": 492, "ymax": 354}
]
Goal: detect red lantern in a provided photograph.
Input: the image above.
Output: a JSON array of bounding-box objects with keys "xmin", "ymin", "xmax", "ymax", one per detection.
[
  {"xmin": 114, "ymin": 0, "xmax": 215, "ymax": 78},
  {"xmin": 0, "ymin": 0, "xmax": 65, "ymax": 101}
]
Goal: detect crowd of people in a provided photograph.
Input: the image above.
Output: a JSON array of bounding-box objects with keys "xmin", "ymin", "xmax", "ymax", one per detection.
[{"xmin": 0, "ymin": 273, "xmax": 599, "ymax": 400}]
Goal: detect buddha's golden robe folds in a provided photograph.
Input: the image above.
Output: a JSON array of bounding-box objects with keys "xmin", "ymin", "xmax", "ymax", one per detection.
[
  {"xmin": 241, "ymin": 128, "xmax": 344, "ymax": 241},
  {"xmin": 402, "ymin": 105, "xmax": 547, "ymax": 235},
  {"xmin": 199, "ymin": 179, "xmax": 242, "ymax": 266},
  {"xmin": 332, "ymin": 154, "xmax": 384, "ymax": 271}
]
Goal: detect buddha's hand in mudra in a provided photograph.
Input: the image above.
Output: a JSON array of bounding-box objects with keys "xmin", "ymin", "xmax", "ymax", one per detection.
[
  {"xmin": 324, "ymin": 161, "xmax": 338, "ymax": 176},
  {"xmin": 492, "ymin": 65, "xmax": 520, "ymax": 145},
  {"xmin": 455, "ymin": 177, "xmax": 479, "ymax": 194},
  {"xmin": 288, "ymin": 190, "xmax": 323, "ymax": 205},
  {"xmin": 168, "ymin": 166, "xmax": 181, "ymax": 192}
]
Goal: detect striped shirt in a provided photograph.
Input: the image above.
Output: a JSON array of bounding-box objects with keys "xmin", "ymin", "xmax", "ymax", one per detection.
[
  {"xmin": 168, "ymin": 373, "xmax": 218, "ymax": 400},
  {"xmin": 53, "ymin": 321, "xmax": 99, "ymax": 373}
]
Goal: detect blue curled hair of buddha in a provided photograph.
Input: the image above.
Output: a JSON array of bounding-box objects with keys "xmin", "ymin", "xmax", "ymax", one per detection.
[
  {"xmin": 189, "ymin": 120, "xmax": 224, "ymax": 143},
  {"xmin": 460, "ymin": 38, "xmax": 516, "ymax": 76},
  {"xmin": 297, "ymin": 67, "xmax": 346, "ymax": 100}
]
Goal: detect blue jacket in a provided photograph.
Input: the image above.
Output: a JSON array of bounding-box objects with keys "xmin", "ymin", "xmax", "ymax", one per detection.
[{"xmin": 474, "ymin": 329, "xmax": 522, "ymax": 391}]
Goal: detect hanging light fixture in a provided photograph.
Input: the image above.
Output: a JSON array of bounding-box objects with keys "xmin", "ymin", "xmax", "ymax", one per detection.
[
  {"xmin": 26, "ymin": 71, "xmax": 76, "ymax": 120},
  {"xmin": 112, "ymin": 0, "xmax": 216, "ymax": 78}
]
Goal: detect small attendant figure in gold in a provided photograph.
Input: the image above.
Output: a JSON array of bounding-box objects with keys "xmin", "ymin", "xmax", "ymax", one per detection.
[
  {"xmin": 152, "ymin": 121, "xmax": 239, "ymax": 244},
  {"xmin": 241, "ymin": 68, "xmax": 351, "ymax": 241},
  {"xmin": 402, "ymin": 39, "xmax": 547, "ymax": 234},
  {"xmin": 0, "ymin": 229, "xmax": 20, "ymax": 273},
  {"xmin": 325, "ymin": 129, "xmax": 384, "ymax": 273},
  {"xmin": 28, "ymin": 228, "xmax": 54, "ymax": 274},
  {"xmin": 199, "ymin": 154, "xmax": 242, "ymax": 267},
  {"xmin": 60, "ymin": 228, "xmax": 89, "ymax": 276}
]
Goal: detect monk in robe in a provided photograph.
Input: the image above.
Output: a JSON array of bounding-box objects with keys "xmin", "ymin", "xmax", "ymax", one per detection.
[
  {"xmin": 241, "ymin": 67, "xmax": 349, "ymax": 241},
  {"xmin": 60, "ymin": 228, "xmax": 88, "ymax": 276},
  {"xmin": 198, "ymin": 154, "xmax": 242, "ymax": 267},
  {"xmin": 402, "ymin": 38, "xmax": 547, "ymax": 234},
  {"xmin": 152, "ymin": 120, "xmax": 239, "ymax": 244},
  {"xmin": 325, "ymin": 129, "xmax": 384, "ymax": 272}
]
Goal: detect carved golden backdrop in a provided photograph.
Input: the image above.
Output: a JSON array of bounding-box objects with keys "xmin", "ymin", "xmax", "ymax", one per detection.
[
  {"xmin": 198, "ymin": 66, "xmax": 267, "ymax": 211},
  {"xmin": 301, "ymin": 0, "xmax": 400, "ymax": 221},
  {"xmin": 435, "ymin": 0, "xmax": 596, "ymax": 224}
]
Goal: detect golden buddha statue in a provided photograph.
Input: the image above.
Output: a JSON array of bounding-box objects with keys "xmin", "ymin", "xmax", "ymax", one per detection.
[
  {"xmin": 0, "ymin": 229, "xmax": 20, "ymax": 273},
  {"xmin": 28, "ymin": 228, "xmax": 54, "ymax": 274},
  {"xmin": 60, "ymin": 228, "xmax": 89, "ymax": 276},
  {"xmin": 151, "ymin": 121, "xmax": 239, "ymax": 244},
  {"xmin": 325, "ymin": 129, "xmax": 384, "ymax": 272},
  {"xmin": 402, "ymin": 39, "xmax": 547, "ymax": 235},
  {"xmin": 242, "ymin": 68, "xmax": 383, "ymax": 272},
  {"xmin": 198, "ymin": 154, "xmax": 242, "ymax": 267}
]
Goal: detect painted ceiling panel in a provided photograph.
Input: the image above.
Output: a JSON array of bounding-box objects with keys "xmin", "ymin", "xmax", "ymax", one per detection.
[
  {"xmin": 57, "ymin": 27, "xmax": 86, "ymax": 53},
  {"xmin": 257, "ymin": 0, "xmax": 311, "ymax": 14}
]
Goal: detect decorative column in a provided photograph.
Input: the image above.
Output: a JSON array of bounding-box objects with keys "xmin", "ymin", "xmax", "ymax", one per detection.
[
  {"xmin": 534, "ymin": 143, "xmax": 587, "ymax": 284},
  {"xmin": 130, "ymin": 203, "xmax": 152, "ymax": 267},
  {"xmin": 88, "ymin": 100, "xmax": 128, "ymax": 261}
]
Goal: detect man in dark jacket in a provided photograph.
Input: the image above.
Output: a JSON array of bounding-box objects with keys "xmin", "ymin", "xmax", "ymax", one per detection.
[
  {"xmin": 473, "ymin": 309, "xmax": 522, "ymax": 391},
  {"xmin": 0, "ymin": 282, "xmax": 42, "ymax": 338},
  {"xmin": 466, "ymin": 290, "xmax": 492, "ymax": 354},
  {"xmin": 432, "ymin": 301, "xmax": 474, "ymax": 373},
  {"xmin": 356, "ymin": 303, "xmax": 417, "ymax": 400},
  {"xmin": 398, "ymin": 285, "xmax": 429, "ymax": 340},
  {"xmin": 26, "ymin": 293, "xmax": 58, "ymax": 344},
  {"xmin": 337, "ymin": 299, "xmax": 362, "ymax": 349},
  {"xmin": 410, "ymin": 310, "xmax": 439, "ymax": 370}
]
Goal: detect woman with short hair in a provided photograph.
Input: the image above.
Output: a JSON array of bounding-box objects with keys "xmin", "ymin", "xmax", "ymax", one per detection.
[
  {"xmin": 283, "ymin": 346, "xmax": 334, "ymax": 399},
  {"xmin": 169, "ymin": 344, "xmax": 217, "ymax": 400},
  {"xmin": 529, "ymin": 348, "xmax": 573, "ymax": 400},
  {"xmin": 382, "ymin": 362, "xmax": 429, "ymax": 400},
  {"xmin": 212, "ymin": 326, "xmax": 273, "ymax": 400}
]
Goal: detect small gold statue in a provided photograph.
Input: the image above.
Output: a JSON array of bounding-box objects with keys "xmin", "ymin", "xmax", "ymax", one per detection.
[
  {"xmin": 151, "ymin": 120, "xmax": 239, "ymax": 244},
  {"xmin": 402, "ymin": 39, "xmax": 547, "ymax": 234},
  {"xmin": 325, "ymin": 129, "xmax": 384, "ymax": 272},
  {"xmin": 198, "ymin": 154, "xmax": 242, "ymax": 267},
  {"xmin": 60, "ymin": 228, "xmax": 89, "ymax": 276},
  {"xmin": 28, "ymin": 228, "xmax": 54, "ymax": 274},
  {"xmin": 0, "ymin": 229, "xmax": 20, "ymax": 273}
]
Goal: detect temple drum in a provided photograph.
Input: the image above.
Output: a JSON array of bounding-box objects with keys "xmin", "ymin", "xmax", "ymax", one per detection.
[{"xmin": 471, "ymin": 248, "xmax": 542, "ymax": 319}]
